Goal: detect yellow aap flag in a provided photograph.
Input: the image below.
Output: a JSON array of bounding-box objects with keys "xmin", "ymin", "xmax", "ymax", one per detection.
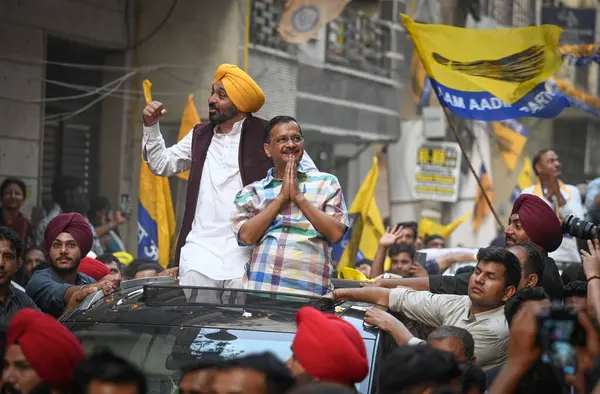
[{"xmin": 401, "ymin": 14, "xmax": 563, "ymax": 105}]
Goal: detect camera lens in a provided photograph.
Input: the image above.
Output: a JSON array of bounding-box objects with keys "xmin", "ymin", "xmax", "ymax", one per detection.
[{"xmin": 562, "ymin": 215, "xmax": 600, "ymax": 240}]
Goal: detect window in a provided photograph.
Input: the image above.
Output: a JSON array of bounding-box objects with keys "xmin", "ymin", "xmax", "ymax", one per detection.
[{"xmin": 67, "ymin": 322, "xmax": 376, "ymax": 394}]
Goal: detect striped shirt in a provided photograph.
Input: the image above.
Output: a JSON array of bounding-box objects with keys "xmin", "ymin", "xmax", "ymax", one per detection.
[{"xmin": 231, "ymin": 165, "xmax": 349, "ymax": 296}]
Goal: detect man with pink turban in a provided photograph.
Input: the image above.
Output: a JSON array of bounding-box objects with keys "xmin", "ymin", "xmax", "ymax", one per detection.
[
  {"xmin": 3, "ymin": 308, "xmax": 85, "ymax": 393},
  {"xmin": 140, "ymin": 64, "xmax": 318, "ymax": 292},
  {"xmin": 26, "ymin": 213, "xmax": 119, "ymax": 318},
  {"xmin": 368, "ymin": 194, "xmax": 565, "ymax": 301}
]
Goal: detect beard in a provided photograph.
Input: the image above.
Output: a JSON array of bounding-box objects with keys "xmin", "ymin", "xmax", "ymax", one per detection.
[
  {"xmin": 1, "ymin": 382, "xmax": 52, "ymax": 394},
  {"xmin": 52, "ymin": 257, "xmax": 80, "ymax": 276},
  {"xmin": 209, "ymin": 104, "xmax": 240, "ymax": 125}
]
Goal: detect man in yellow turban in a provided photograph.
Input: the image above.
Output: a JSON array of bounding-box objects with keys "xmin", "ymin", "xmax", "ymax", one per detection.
[{"xmin": 141, "ymin": 64, "xmax": 317, "ymax": 294}]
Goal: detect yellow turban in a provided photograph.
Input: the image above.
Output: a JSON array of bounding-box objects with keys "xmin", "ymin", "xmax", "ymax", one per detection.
[{"xmin": 213, "ymin": 64, "xmax": 265, "ymax": 113}]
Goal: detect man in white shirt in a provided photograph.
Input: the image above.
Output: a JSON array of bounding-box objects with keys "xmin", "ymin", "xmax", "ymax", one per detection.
[
  {"xmin": 521, "ymin": 149, "xmax": 584, "ymax": 265},
  {"xmin": 330, "ymin": 246, "xmax": 522, "ymax": 371},
  {"xmin": 141, "ymin": 64, "xmax": 316, "ymax": 290}
]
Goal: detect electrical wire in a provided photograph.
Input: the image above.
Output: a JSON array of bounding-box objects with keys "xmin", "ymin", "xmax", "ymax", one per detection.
[
  {"xmin": 120, "ymin": 0, "xmax": 179, "ymax": 52},
  {"xmin": 0, "ymin": 63, "xmax": 205, "ymax": 104},
  {"xmin": 0, "ymin": 54, "xmax": 201, "ymax": 71},
  {"xmin": 43, "ymin": 70, "xmax": 138, "ymax": 122}
]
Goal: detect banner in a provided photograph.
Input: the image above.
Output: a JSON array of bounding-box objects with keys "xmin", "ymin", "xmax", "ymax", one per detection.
[
  {"xmin": 175, "ymin": 94, "xmax": 200, "ymax": 181},
  {"xmin": 336, "ymin": 157, "xmax": 387, "ymax": 273},
  {"xmin": 138, "ymin": 80, "xmax": 176, "ymax": 268},
  {"xmin": 472, "ymin": 164, "xmax": 493, "ymax": 231},
  {"xmin": 402, "ymin": 14, "xmax": 569, "ymax": 120},
  {"xmin": 415, "ymin": 142, "xmax": 462, "ymax": 203},
  {"xmin": 493, "ymin": 119, "xmax": 529, "ymax": 170},
  {"xmin": 278, "ymin": 0, "xmax": 349, "ymax": 43},
  {"xmin": 548, "ymin": 77, "xmax": 600, "ymax": 117},
  {"xmin": 561, "ymin": 42, "xmax": 600, "ymax": 66},
  {"xmin": 510, "ymin": 157, "xmax": 536, "ymax": 204}
]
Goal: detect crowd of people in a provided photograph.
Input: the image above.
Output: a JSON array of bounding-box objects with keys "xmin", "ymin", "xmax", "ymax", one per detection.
[{"xmin": 0, "ymin": 62, "xmax": 600, "ymax": 394}]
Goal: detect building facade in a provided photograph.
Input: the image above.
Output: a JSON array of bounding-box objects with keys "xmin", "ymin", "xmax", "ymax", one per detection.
[{"xmin": 0, "ymin": 0, "xmax": 407, "ymax": 252}]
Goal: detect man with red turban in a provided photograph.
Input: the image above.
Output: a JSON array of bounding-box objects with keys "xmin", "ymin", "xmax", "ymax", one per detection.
[
  {"xmin": 2, "ymin": 308, "xmax": 85, "ymax": 393},
  {"xmin": 286, "ymin": 307, "xmax": 369, "ymax": 387},
  {"xmin": 141, "ymin": 64, "xmax": 318, "ymax": 294},
  {"xmin": 25, "ymin": 213, "xmax": 119, "ymax": 318},
  {"xmin": 78, "ymin": 257, "xmax": 111, "ymax": 282}
]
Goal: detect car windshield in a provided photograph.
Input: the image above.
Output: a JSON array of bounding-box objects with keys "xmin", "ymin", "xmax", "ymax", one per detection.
[{"xmin": 66, "ymin": 322, "xmax": 375, "ymax": 393}]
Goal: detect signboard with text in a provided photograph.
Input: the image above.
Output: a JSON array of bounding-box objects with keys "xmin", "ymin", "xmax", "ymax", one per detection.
[
  {"xmin": 542, "ymin": 7, "xmax": 596, "ymax": 44},
  {"xmin": 414, "ymin": 141, "xmax": 462, "ymax": 203}
]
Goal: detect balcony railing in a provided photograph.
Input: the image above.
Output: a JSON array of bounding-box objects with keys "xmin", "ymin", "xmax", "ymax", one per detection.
[
  {"xmin": 249, "ymin": 0, "xmax": 297, "ymax": 54},
  {"xmin": 325, "ymin": 8, "xmax": 392, "ymax": 79}
]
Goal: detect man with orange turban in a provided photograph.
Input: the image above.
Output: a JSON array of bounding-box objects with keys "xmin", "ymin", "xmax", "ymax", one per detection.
[
  {"xmin": 141, "ymin": 64, "xmax": 317, "ymax": 291},
  {"xmin": 286, "ymin": 306, "xmax": 369, "ymax": 388},
  {"xmin": 26, "ymin": 213, "xmax": 118, "ymax": 317},
  {"xmin": 3, "ymin": 308, "xmax": 85, "ymax": 393}
]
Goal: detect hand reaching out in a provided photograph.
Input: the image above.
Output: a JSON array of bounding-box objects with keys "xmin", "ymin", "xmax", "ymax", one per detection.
[
  {"xmin": 379, "ymin": 225, "xmax": 404, "ymax": 248},
  {"xmin": 364, "ymin": 307, "xmax": 401, "ymax": 333},
  {"xmin": 64, "ymin": 286, "xmax": 98, "ymax": 314},
  {"xmin": 506, "ymin": 300, "xmax": 548, "ymax": 370},
  {"xmin": 581, "ymin": 239, "xmax": 600, "ymax": 279}
]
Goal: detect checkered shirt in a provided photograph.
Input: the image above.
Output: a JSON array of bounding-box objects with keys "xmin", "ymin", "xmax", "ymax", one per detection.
[{"xmin": 231, "ymin": 166, "xmax": 349, "ymax": 296}]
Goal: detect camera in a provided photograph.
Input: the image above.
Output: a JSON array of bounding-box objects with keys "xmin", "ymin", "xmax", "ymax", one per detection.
[
  {"xmin": 562, "ymin": 214, "xmax": 600, "ymax": 241},
  {"xmin": 537, "ymin": 304, "xmax": 586, "ymax": 375}
]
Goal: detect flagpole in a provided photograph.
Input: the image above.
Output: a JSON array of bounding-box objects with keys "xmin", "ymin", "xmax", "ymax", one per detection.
[
  {"xmin": 243, "ymin": 0, "xmax": 252, "ymax": 71},
  {"xmin": 442, "ymin": 109, "xmax": 504, "ymax": 230}
]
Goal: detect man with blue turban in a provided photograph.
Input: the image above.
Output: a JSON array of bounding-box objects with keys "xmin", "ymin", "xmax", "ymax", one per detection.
[{"xmin": 141, "ymin": 64, "xmax": 317, "ymax": 290}]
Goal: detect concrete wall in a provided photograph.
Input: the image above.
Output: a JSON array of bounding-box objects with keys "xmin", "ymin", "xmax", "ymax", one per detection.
[
  {"xmin": 0, "ymin": 21, "xmax": 45, "ymax": 217},
  {"xmin": 0, "ymin": 0, "xmax": 244, "ymax": 253},
  {"xmin": 249, "ymin": 49, "xmax": 298, "ymax": 119},
  {"xmin": 0, "ymin": 0, "xmax": 128, "ymax": 218}
]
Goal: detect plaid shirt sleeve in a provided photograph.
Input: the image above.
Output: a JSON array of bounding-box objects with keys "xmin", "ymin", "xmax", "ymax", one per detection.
[
  {"xmin": 322, "ymin": 175, "xmax": 350, "ymax": 227},
  {"xmin": 231, "ymin": 185, "xmax": 262, "ymax": 246}
]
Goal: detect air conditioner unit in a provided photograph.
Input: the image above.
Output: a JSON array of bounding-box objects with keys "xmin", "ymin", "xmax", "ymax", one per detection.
[{"xmin": 423, "ymin": 107, "xmax": 447, "ymax": 139}]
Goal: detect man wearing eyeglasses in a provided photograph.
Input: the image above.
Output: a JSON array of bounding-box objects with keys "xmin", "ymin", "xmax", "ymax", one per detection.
[{"xmin": 231, "ymin": 116, "xmax": 349, "ymax": 296}]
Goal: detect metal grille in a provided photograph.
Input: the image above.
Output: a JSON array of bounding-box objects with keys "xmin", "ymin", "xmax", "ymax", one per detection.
[
  {"xmin": 250, "ymin": 0, "xmax": 297, "ymax": 54},
  {"xmin": 326, "ymin": 7, "xmax": 392, "ymax": 78},
  {"xmin": 41, "ymin": 121, "xmax": 92, "ymax": 209},
  {"xmin": 512, "ymin": 0, "xmax": 535, "ymax": 26},
  {"xmin": 479, "ymin": 0, "xmax": 513, "ymax": 26}
]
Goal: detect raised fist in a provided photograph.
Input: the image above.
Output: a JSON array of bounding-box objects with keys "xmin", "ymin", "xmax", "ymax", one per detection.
[{"xmin": 142, "ymin": 101, "xmax": 167, "ymax": 127}]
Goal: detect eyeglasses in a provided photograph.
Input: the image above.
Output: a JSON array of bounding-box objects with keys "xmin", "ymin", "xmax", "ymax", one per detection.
[{"xmin": 274, "ymin": 136, "xmax": 304, "ymax": 145}]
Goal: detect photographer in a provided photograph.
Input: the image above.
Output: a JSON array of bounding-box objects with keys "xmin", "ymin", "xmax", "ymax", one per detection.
[{"xmin": 522, "ymin": 149, "xmax": 584, "ymax": 266}]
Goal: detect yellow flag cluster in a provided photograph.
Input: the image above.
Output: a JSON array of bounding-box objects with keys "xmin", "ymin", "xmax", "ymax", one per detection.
[
  {"xmin": 138, "ymin": 80, "xmax": 176, "ymax": 268},
  {"xmin": 418, "ymin": 211, "xmax": 472, "ymax": 240},
  {"xmin": 337, "ymin": 157, "xmax": 388, "ymax": 273},
  {"xmin": 176, "ymin": 95, "xmax": 200, "ymax": 181}
]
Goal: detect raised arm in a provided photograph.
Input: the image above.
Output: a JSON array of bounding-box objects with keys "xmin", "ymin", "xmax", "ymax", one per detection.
[
  {"xmin": 142, "ymin": 101, "xmax": 193, "ymax": 177},
  {"xmin": 581, "ymin": 239, "xmax": 600, "ymax": 325},
  {"xmin": 370, "ymin": 225, "xmax": 404, "ymax": 278}
]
